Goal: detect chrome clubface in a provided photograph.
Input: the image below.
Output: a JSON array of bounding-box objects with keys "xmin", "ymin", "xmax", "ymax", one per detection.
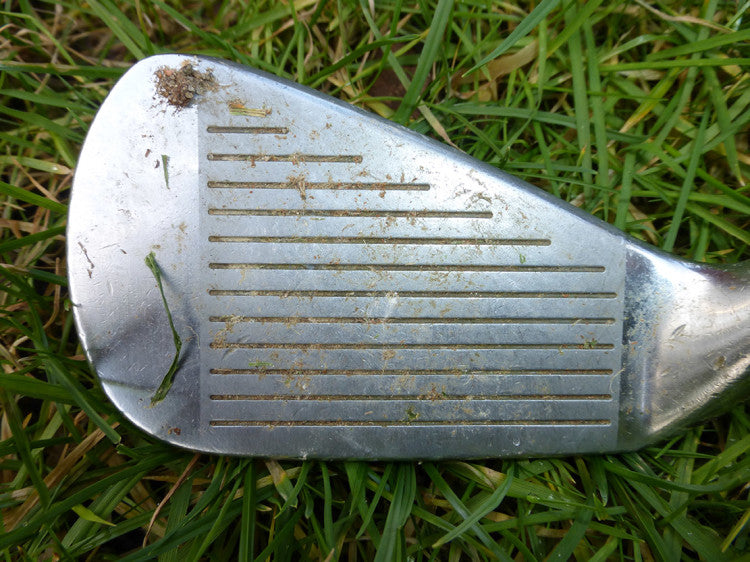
[{"xmin": 68, "ymin": 55, "xmax": 750, "ymax": 458}]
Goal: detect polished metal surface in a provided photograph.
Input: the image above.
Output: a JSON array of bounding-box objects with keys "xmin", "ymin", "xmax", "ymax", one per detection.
[{"xmin": 67, "ymin": 54, "xmax": 750, "ymax": 458}]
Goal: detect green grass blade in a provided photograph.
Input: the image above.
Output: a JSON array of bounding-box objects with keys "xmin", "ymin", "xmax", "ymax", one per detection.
[
  {"xmin": 188, "ymin": 476, "xmax": 242, "ymax": 561},
  {"xmin": 467, "ymin": 0, "xmax": 561, "ymax": 72},
  {"xmin": 0, "ymin": 451, "xmax": 174, "ymax": 549},
  {"xmin": 251, "ymin": 509, "xmax": 305, "ymax": 562},
  {"xmin": 565, "ymin": 2, "xmax": 593, "ymax": 201},
  {"xmin": 0, "ymin": 373, "xmax": 74, "ymax": 403},
  {"xmin": 546, "ymin": 505, "xmax": 594, "ymax": 561},
  {"xmin": 0, "ymin": 226, "xmax": 65, "ymax": 254},
  {"xmin": 583, "ymin": 20, "xmax": 610, "ymax": 196},
  {"xmin": 0, "ymin": 388, "xmax": 50, "ymax": 507},
  {"xmin": 374, "ymin": 464, "xmax": 416, "ymax": 562},
  {"xmin": 601, "ymin": 57, "xmax": 750, "ymax": 71},
  {"xmin": 159, "ymin": 476, "xmax": 194, "ymax": 562},
  {"xmin": 239, "ymin": 461, "xmax": 257, "ymax": 562},
  {"xmin": 320, "ymin": 461, "xmax": 335, "ymax": 552},
  {"xmin": 41, "ymin": 353, "xmax": 121, "ymax": 444},
  {"xmin": 145, "ymin": 252, "xmax": 183, "ymax": 405},
  {"xmin": 393, "ymin": 0, "xmax": 453, "ymax": 123},
  {"xmin": 424, "ymin": 463, "xmax": 514, "ymax": 561},
  {"xmin": 588, "ymin": 536, "xmax": 619, "ymax": 562},
  {"xmin": 433, "ymin": 466, "xmax": 514, "ymax": 547},
  {"xmin": 647, "ymin": 28, "xmax": 750, "ymax": 60},
  {"xmin": 84, "ymin": 0, "xmax": 147, "ymax": 59},
  {"xmin": 686, "ymin": 202, "xmax": 750, "ymax": 246},
  {"xmin": 0, "ymin": 180, "xmax": 67, "ymax": 214},
  {"xmin": 355, "ymin": 463, "xmax": 393, "ymax": 542},
  {"xmin": 547, "ymin": 0, "xmax": 604, "ymax": 58},
  {"xmin": 662, "ymin": 105, "xmax": 711, "ymax": 252}
]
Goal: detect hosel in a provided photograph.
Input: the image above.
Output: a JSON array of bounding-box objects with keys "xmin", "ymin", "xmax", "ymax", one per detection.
[{"xmin": 618, "ymin": 250, "xmax": 750, "ymax": 450}]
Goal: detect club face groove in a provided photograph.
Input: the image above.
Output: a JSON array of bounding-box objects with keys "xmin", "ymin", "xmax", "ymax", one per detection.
[{"xmin": 68, "ymin": 55, "xmax": 750, "ymax": 458}]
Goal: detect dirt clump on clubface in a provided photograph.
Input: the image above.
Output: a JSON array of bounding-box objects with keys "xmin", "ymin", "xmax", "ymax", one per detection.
[{"xmin": 154, "ymin": 63, "xmax": 217, "ymax": 108}]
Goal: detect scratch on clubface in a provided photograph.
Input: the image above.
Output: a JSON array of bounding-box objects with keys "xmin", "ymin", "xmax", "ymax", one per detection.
[{"xmin": 78, "ymin": 242, "xmax": 95, "ymax": 277}]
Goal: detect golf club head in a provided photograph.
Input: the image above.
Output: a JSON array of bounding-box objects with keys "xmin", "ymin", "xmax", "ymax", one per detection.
[{"xmin": 68, "ymin": 54, "xmax": 750, "ymax": 459}]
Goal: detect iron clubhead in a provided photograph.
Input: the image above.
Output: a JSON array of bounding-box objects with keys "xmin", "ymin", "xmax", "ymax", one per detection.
[{"xmin": 67, "ymin": 54, "xmax": 750, "ymax": 458}]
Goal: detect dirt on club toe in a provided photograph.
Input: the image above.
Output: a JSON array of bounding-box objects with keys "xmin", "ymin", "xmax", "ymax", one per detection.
[{"xmin": 154, "ymin": 63, "xmax": 217, "ymax": 108}]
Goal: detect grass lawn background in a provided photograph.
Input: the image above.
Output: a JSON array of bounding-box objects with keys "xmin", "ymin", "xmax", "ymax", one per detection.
[{"xmin": 1, "ymin": 0, "xmax": 749, "ymax": 559}]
